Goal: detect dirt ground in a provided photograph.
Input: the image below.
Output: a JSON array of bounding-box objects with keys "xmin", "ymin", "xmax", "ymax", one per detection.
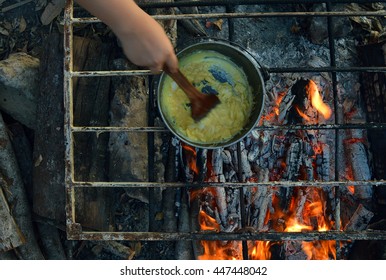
[{"xmin": 0, "ymin": 1, "xmax": 50, "ymax": 61}]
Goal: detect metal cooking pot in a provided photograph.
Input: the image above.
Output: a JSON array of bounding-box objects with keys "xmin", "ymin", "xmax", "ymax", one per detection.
[{"xmin": 157, "ymin": 38, "xmax": 266, "ymax": 149}]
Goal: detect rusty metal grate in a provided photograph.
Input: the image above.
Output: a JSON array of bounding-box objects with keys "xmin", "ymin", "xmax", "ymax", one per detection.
[{"xmin": 64, "ymin": 0, "xmax": 386, "ymax": 258}]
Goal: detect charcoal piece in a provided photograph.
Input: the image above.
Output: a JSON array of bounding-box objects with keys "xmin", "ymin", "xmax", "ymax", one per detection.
[{"xmin": 279, "ymin": 79, "xmax": 310, "ymax": 124}]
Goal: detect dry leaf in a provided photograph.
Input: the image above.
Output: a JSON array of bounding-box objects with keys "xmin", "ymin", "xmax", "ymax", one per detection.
[
  {"xmin": 0, "ymin": 26, "xmax": 9, "ymax": 36},
  {"xmin": 3, "ymin": 21, "xmax": 12, "ymax": 30},
  {"xmin": 212, "ymin": 19, "xmax": 224, "ymax": 30},
  {"xmin": 134, "ymin": 242, "xmax": 142, "ymax": 256},
  {"xmin": 91, "ymin": 244, "xmax": 103, "ymax": 256},
  {"xmin": 19, "ymin": 16, "xmax": 27, "ymax": 33},
  {"xmin": 21, "ymin": 42, "xmax": 28, "ymax": 52},
  {"xmin": 8, "ymin": 37, "xmax": 15, "ymax": 50},
  {"xmin": 155, "ymin": 211, "xmax": 164, "ymax": 221},
  {"xmin": 34, "ymin": 154, "xmax": 43, "ymax": 167},
  {"xmin": 128, "ymin": 250, "xmax": 136, "ymax": 260},
  {"xmin": 291, "ymin": 24, "xmax": 301, "ymax": 34}
]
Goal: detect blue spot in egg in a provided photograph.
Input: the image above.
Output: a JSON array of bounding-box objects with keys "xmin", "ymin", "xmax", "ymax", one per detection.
[
  {"xmin": 209, "ymin": 65, "xmax": 233, "ymax": 85},
  {"xmin": 194, "ymin": 79, "xmax": 218, "ymax": 95},
  {"xmin": 201, "ymin": 85, "xmax": 218, "ymax": 94}
]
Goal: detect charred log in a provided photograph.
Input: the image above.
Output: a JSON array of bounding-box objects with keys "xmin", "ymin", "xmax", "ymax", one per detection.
[
  {"xmin": 358, "ymin": 41, "xmax": 386, "ymax": 206},
  {"xmin": 33, "ymin": 32, "xmax": 65, "ymax": 225},
  {"xmin": 1, "ymin": 113, "xmax": 43, "ymax": 259},
  {"xmin": 72, "ymin": 36, "xmax": 113, "ymax": 231}
]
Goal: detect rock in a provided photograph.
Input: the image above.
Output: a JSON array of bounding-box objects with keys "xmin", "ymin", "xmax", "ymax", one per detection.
[
  {"xmin": 309, "ymin": 4, "xmax": 353, "ymax": 45},
  {"xmin": 0, "ymin": 52, "xmax": 39, "ymax": 129}
]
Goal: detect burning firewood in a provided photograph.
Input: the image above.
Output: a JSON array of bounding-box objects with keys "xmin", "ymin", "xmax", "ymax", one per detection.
[
  {"xmin": 342, "ymin": 129, "xmax": 373, "ymax": 203},
  {"xmin": 345, "ymin": 204, "xmax": 374, "ymax": 231},
  {"xmin": 279, "ymin": 78, "xmax": 332, "ymax": 125}
]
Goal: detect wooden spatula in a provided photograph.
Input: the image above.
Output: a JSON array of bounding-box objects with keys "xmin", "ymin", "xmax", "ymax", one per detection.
[{"xmin": 163, "ymin": 67, "xmax": 220, "ymax": 121}]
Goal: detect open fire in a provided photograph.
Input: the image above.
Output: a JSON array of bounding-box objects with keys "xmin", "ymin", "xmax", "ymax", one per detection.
[
  {"xmin": 62, "ymin": 0, "xmax": 386, "ymax": 261},
  {"xmin": 183, "ymin": 79, "xmax": 339, "ymax": 260}
]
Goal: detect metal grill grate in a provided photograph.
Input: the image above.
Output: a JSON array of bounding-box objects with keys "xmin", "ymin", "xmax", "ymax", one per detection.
[{"xmin": 64, "ymin": 0, "xmax": 386, "ymax": 259}]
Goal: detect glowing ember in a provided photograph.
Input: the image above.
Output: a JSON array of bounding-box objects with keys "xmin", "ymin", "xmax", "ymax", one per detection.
[
  {"xmin": 345, "ymin": 161, "xmax": 356, "ymax": 195},
  {"xmin": 307, "ymin": 80, "xmax": 332, "ymax": 119},
  {"xmin": 348, "ymin": 185, "xmax": 355, "ymax": 194},
  {"xmin": 181, "ymin": 142, "xmax": 199, "ymax": 175},
  {"xmin": 260, "ymin": 91, "xmax": 285, "ymax": 123}
]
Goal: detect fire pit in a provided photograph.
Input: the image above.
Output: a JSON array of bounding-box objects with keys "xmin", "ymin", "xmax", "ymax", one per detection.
[{"xmin": 63, "ymin": 0, "xmax": 386, "ymax": 260}]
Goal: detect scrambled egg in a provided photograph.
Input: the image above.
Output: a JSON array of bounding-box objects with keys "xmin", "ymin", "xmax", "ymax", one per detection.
[{"xmin": 160, "ymin": 50, "xmax": 253, "ymax": 144}]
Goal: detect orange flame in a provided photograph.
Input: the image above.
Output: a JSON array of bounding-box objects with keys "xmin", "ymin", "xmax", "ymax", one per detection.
[
  {"xmin": 260, "ymin": 91, "xmax": 286, "ymax": 123},
  {"xmin": 199, "ymin": 210, "xmax": 220, "ymax": 232},
  {"xmin": 181, "ymin": 142, "xmax": 198, "ymax": 175},
  {"xmin": 295, "ymin": 106, "xmax": 311, "ymax": 122},
  {"xmin": 302, "ymin": 241, "xmax": 336, "ymax": 260},
  {"xmin": 198, "ymin": 241, "xmax": 242, "ymax": 260},
  {"xmin": 282, "ymin": 188, "xmax": 336, "ymax": 260},
  {"xmin": 197, "ymin": 210, "xmax": 242, "ymax": 259},
  {"xmin": 249, "ymin": 241, "xmax": 272, "ymax": 260},
  {"xmin": 285, "ymin": 219, "xmax": 313, "ymax": 232},
  {"xmin": 345, "ymin": 161, "xmax": 356, "ymax": 195},
  {"xmin": 307, "ymin": 80, "xmax": 332, "ymax": 119},
  {"xmin": 274, "ymin": 93, "xmax": 286, "ymax": 116}
]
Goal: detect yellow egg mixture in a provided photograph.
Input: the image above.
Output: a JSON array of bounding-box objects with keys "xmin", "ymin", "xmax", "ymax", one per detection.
[{"xmin": 160, "ymin": 50, "xmax": 253, "ymax": 144}]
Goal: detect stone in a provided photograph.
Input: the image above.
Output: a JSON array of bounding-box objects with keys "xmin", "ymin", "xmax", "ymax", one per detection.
[
  {"xmin": 0, "ymin": 52, "xmax": 39, "ymax": 129},
  {"xmin": 309, "ymin": 4, "xmax": 353, "ymax": 45}
]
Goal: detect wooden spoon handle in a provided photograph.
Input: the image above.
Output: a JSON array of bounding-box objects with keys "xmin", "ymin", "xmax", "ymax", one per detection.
[
  {"xmin": 163, "ymin": 66, "xmax": 221, "ymax": 121},
  {"xmin": 163, "ymin": 67, "xmax": 201, "ymax": 101}
]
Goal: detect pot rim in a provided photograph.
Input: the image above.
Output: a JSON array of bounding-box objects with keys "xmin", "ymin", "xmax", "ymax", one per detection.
[{"xmin": 157, "ymin": 38, "xmax": 266, "ymax": 149}]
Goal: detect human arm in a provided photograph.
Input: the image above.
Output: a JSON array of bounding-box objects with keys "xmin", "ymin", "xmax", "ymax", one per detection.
[{"xmin": 75, "ymin": 0, "xmax": 178, "ymax": 73}]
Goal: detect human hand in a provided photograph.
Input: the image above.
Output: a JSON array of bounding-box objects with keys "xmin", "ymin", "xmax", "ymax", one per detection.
[
  {"xmin": 114, "ymin": 5, "xmax": 178, "ymax": 74},
  {"xmin": 76, "ymin": 0, "xmax": 178, "ymax": 74}
]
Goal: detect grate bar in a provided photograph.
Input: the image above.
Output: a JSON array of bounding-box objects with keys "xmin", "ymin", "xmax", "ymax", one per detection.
[
  {"xmin": 70, "ymin": 70, "xmax": 153, "ymax": 77},
  {"xmin": 136, "ymin": 0, "xmax": 380, "ymax": 8},
  {"xmin": 70, "ymin": 180, "xmax": 386, "ymax": 188},
  {"xmin": 70, "ymin": 10, "xmax": 386, "ymax": 24},
  {"xmin": 70, "ymin": 123, "xmax": 386, "ymax": 132},
  {"xmin": 69, "ymin": 230, "xmax": 386, "ymax": 242},
  {"xmin": 69, "ymin": 66, "xmax": 386, "ymax": 77},
  {"xmin": 64, "ymin": 0, "xmax": 75, "ymax": 228}
]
